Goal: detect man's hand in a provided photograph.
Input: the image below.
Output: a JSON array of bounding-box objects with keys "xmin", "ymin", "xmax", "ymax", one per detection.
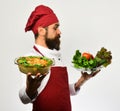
[
  {"xmin": 26, "ymin": 73, "xmax": 46, "ymax": 100},
  {"xmin": 81, "ymin": 70, "xmax": 101, "ymax": 81},
  {"xmin": 75, "ymin": 70, "xmax": 100, "ymax": 91}
]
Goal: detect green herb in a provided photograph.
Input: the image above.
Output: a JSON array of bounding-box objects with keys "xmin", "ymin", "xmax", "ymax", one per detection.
[
  {"xmin": 95, "ymin": 47, "xmax": 112, "ymax": 67},
  {"xmin": 72, "ymin": 47, "xmax": 112, "ymax": 69}
]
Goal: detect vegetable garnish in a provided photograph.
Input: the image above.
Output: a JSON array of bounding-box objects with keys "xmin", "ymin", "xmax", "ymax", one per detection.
[
  {"xmin": 82, "ymin": 52, "xmax": 94, "ymax": 60},
  {"xmin": 72, "ymin": 47, "xmax": 112, "ymax": 72}
]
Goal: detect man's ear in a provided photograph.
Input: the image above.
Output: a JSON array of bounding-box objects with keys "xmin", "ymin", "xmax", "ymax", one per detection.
[{"xmin": 37, "ymin": 26, "xmax": 46, "ymax": 36}]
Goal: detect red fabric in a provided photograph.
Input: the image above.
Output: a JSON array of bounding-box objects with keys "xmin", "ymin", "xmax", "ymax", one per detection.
[
  {"xmin": 33, "ymin": 67, "xmax": 71, "ymax": 111},
  {"xmin": 25, "ymin": 5, "xmax": 59, "ymax": 34}
]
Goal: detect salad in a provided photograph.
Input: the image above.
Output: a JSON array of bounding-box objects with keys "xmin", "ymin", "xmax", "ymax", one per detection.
[
  {"xmin": 72, "ymin": 47, "xmax": 112, "ymax": 72},
  {"xmin": 15, "ymin": 56, "xmax": 53, "ymax": 75},
  {"xmin": 17, "ymin": 56, "xmax": 53, "ymax": 68}
]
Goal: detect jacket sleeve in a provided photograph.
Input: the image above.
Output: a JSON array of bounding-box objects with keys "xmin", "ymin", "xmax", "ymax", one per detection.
[
  {"xmin": 18, "ymin": 72, "xmax": 33, "ymax": 104},
  {"xmin": 19, "ymin": 87, "xmax": 37, "ymax": 104},
  {"xmin": 69, "ymin": 83, "xmax": 80, "ymax": 95}
]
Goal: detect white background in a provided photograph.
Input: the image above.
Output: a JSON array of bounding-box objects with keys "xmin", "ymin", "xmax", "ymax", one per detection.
[{"xmin": 0, "ymin": 0, "xmax": 120, "ymax": 111}]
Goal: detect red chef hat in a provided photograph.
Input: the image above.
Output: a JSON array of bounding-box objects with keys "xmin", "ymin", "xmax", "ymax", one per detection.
[{"xmin": 25, "ymin": 5, "xmax": 59, "ymax": 34}]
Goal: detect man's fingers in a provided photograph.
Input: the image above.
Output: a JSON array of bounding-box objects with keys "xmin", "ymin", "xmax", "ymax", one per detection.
[
  {"xmin": 90, "ymin": 70, "xmax": 101, "ymax": 77},
  {"xmin": 36, "ymin": 73, "xmax": 41, "ymax": 78},
  {"xmin": 27, "ymin": 72, "xmax": 32, "ymax": 79},
  {"xmin": 38, "ymin": 75, "xmax": 46, "ymax": 81},
  {"xmin": 27, "ymin": 72, "xmax": 46, "ymax": 82},
  {"xmin": 81, "ymin": 71, "xmax": 88, "ymax": 75}
]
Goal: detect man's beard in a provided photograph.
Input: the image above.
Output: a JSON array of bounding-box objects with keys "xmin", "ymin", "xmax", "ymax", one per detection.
[{"xmin": 45, "ymin": 35, "xmax": 61, "ymax": 50}]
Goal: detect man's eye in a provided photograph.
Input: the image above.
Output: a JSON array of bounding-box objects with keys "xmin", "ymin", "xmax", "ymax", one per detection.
[{"xmin": 53, "ymin": 27, "xmax": 57, "ymax": 30}]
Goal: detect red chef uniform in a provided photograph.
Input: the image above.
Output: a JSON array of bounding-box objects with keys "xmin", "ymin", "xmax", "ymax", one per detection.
[{"xmin": 33, "ymin": 67, "xmax": 71, "ymax": 111}]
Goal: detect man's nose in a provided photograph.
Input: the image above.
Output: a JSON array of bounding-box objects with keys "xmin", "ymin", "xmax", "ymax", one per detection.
[{"xmin": 57, "ymin": 28, "xmax": 61, "ymax": 35}]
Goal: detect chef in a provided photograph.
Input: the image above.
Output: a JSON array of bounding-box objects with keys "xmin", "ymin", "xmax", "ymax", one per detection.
[{"xmin": 19, "ymin": 5, "xmax": 100, "ymax": 111}]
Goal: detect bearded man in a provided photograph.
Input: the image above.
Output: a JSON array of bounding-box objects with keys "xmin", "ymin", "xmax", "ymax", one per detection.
[{"xmin": 19, "ymin": 5, "xmax": 100, "ymax": 111}]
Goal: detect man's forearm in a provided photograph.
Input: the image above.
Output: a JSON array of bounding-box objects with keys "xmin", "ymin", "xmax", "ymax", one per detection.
[
  {"xmin": 74, "ymin": 76, "xmax": 87, "ymax": 91},
  {"xmin": 19, "ymin": 87, "xmax": 33, "ymax": 104},
  {"xmin": 26, "ymin": 88, "xmax": 38, "ymax": 100}
]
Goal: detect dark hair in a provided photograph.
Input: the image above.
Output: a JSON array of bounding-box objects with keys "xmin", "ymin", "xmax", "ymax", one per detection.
[{"xmin": 34, "ymin": 33, "xmax": 39, "ymax": 39}]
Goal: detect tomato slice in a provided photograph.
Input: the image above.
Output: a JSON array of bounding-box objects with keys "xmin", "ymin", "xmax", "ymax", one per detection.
[{"xmin": 82, "ymin": 52, "xmax": 94, "ymax": 60}]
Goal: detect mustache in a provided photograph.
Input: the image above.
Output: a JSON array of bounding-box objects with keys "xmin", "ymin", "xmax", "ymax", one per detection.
[{"xmin": 56, "ymin": 34, "xmax": 61, "ymax": 39}]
